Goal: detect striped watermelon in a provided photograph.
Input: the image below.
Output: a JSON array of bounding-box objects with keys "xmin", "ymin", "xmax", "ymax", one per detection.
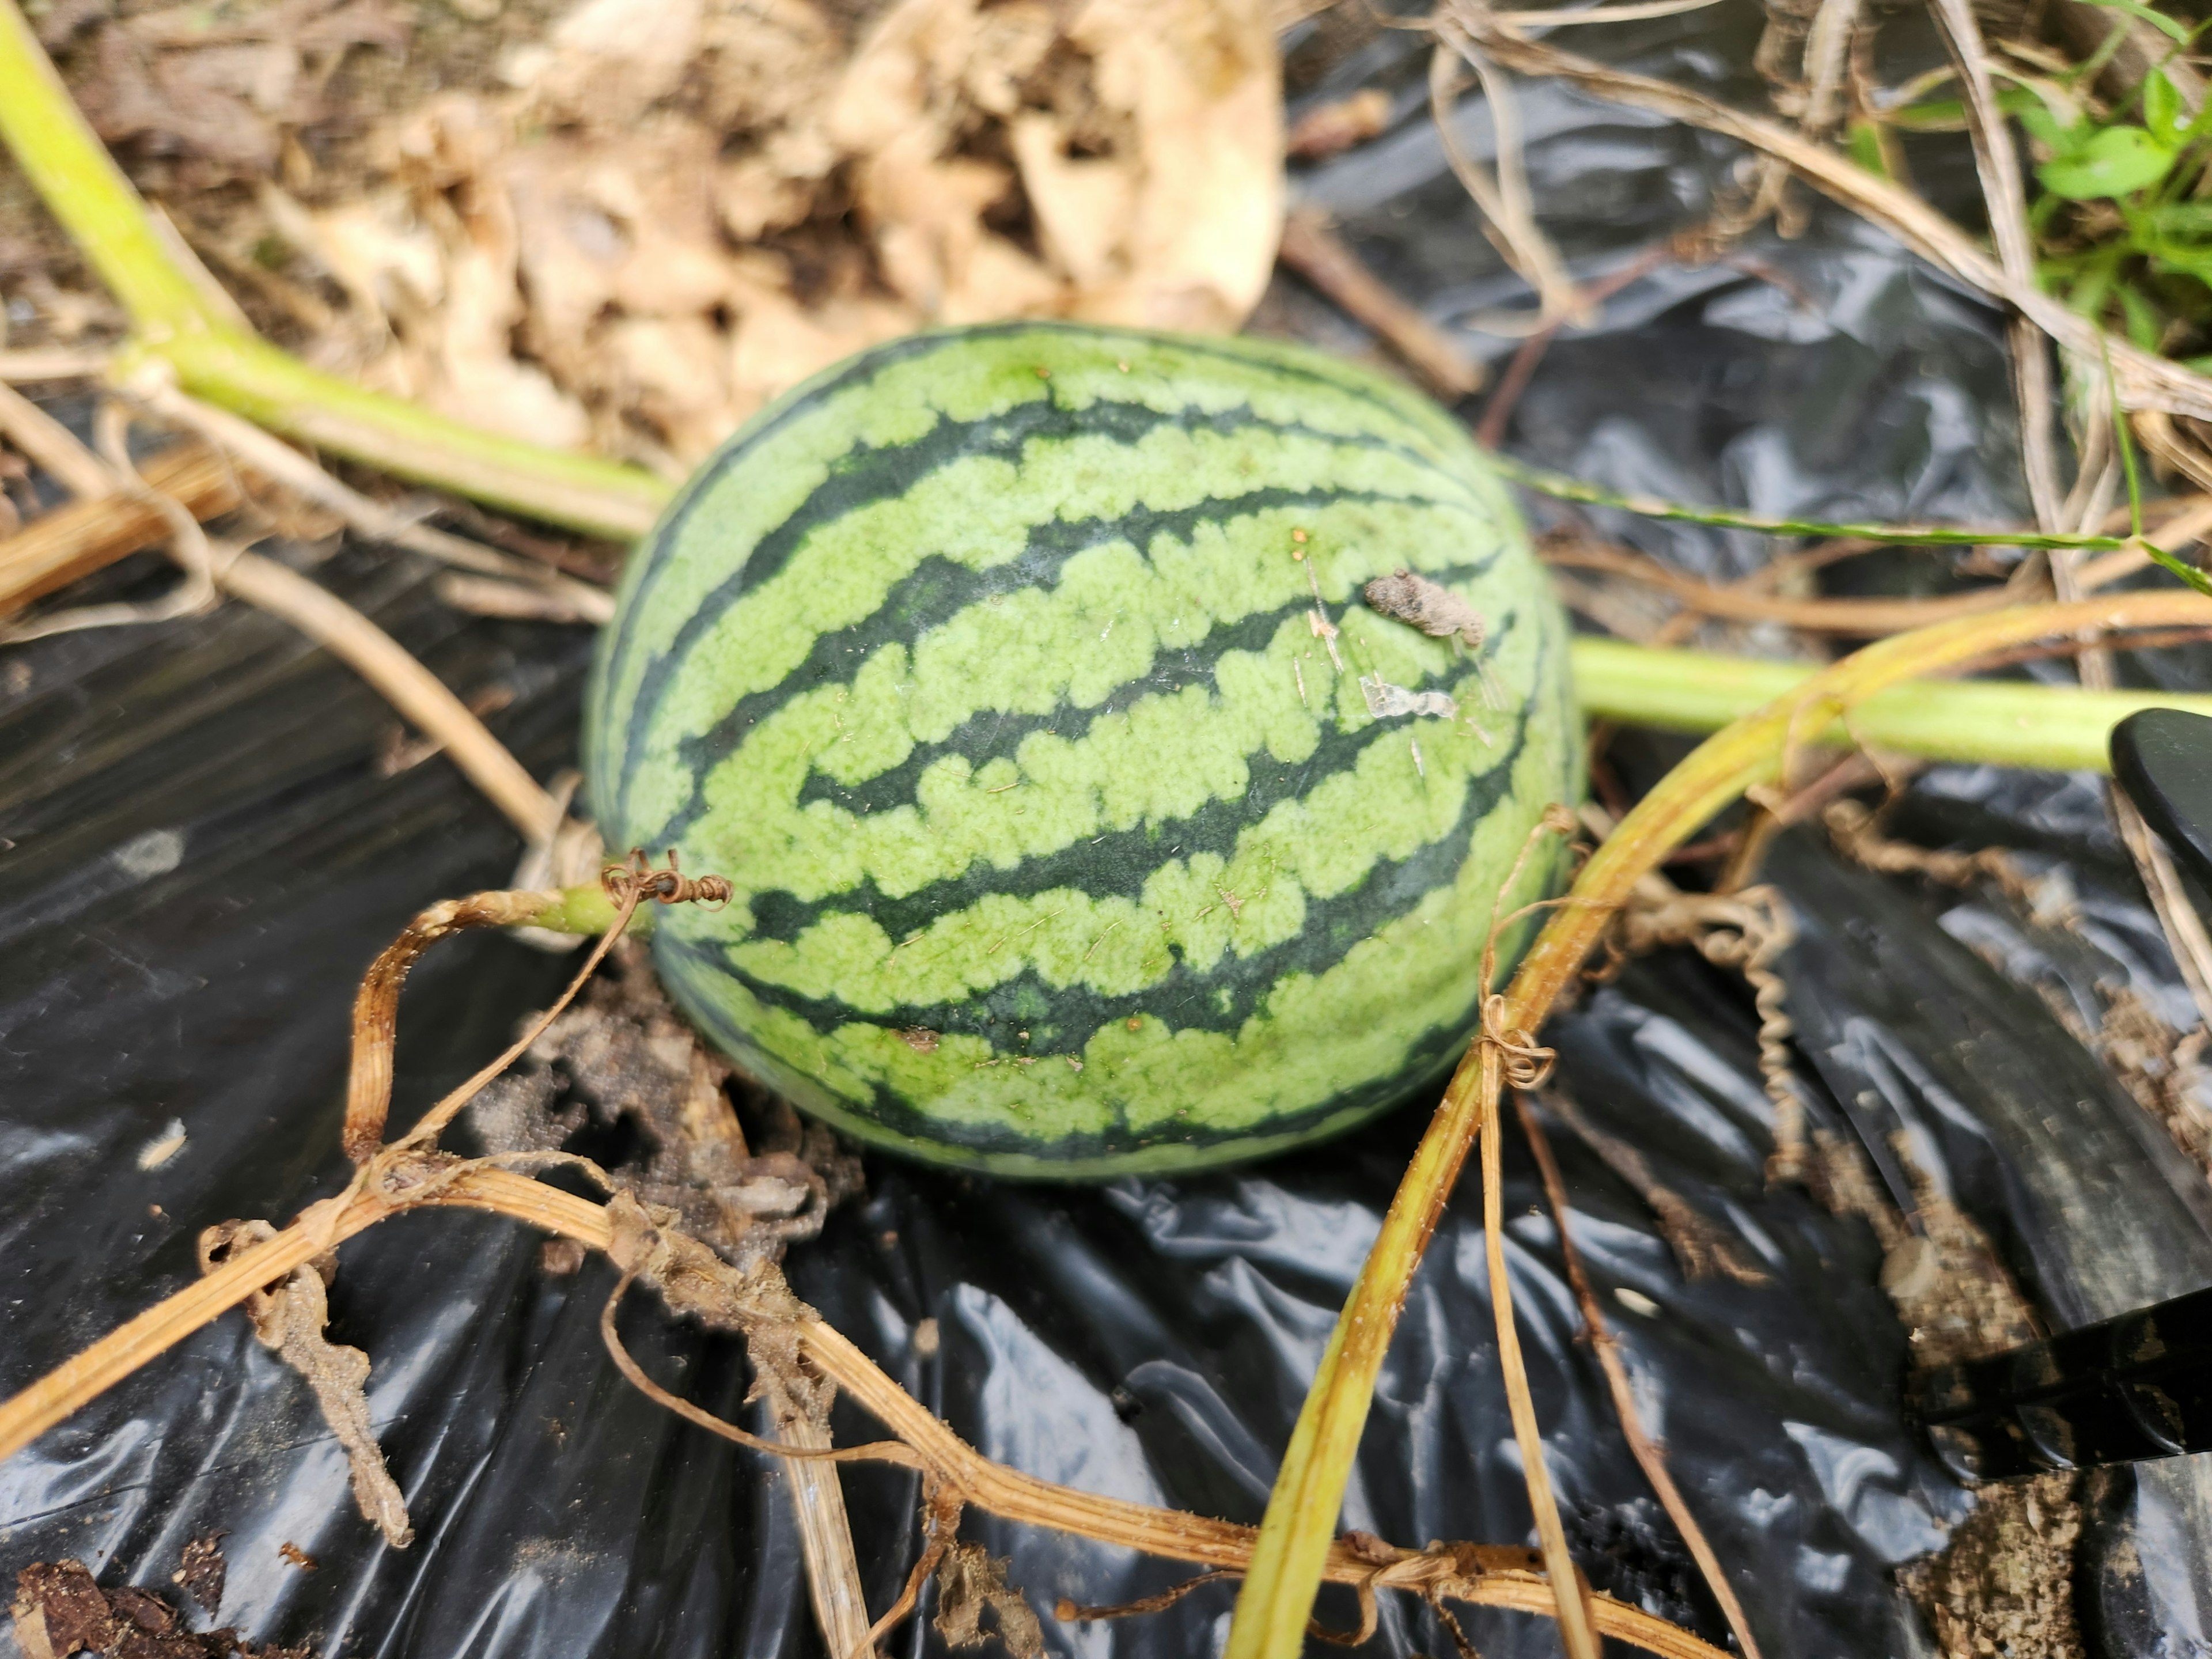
[{"xmin": 585, "ymin": 324, "xmax": 1578, "ymax": 1178}]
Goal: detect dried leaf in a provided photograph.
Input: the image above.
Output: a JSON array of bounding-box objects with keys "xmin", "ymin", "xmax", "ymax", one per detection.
[
  {"xmin": 66, "ymin": 0, "xmax": 408, "ymax": 175},
  {"xmin": 933, "ymin": 1543, "xmax": 1046, "ymax": 1659},
  {"xmin": 262, "ymin": 0, "xmax": 1278, "ymax": 464}
]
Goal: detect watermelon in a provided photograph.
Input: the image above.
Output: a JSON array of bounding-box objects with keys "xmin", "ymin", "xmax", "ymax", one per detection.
[{"xmin": 585, "ymin": 324, "xmax": 1579, "ymax": 1178}]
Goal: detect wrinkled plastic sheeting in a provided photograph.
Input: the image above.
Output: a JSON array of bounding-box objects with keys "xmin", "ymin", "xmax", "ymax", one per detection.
[{"xmin": 7, "ymin": 11, "xmax": 2212, "ymax": 1659}]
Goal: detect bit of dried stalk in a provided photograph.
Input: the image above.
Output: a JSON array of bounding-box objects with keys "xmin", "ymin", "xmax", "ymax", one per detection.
[
  {"xmin": 343, "ymin": 888, "xmax": 567, "ymax": 1162},
  {"xmin": 597, "ymin": 1248, "xmax": 884, "ymax": 1658},
  {"xmin": 1285, "ymin": 89, "xmax": 1392, "ymax": 161},
  {"xmin": 0, "ymin": 388, "xmax": 563, "ymax": 836},
  {"xmin": 1426, "ymin": 24, "xmax": 1586, "ymax": 336},
  {"xmin": 1927, "ymin": 0, "xmax": 2066, "ymax": 532},
  {"xmin": 199, "ymin": 1221, "xmax": 412, "ymax": 1548},
  {"xmin": 215, "ymin": 550, "xmax": 560, "ymax": 840},
  {"xmin": 130, "ymin": 378, "xmax": 615, "ymax": 620},
  {"xmin": 0, "ymin": 378, "xmax": 113, "ymax": 498},
  {"xmin": 1821, "ymin": 798, "xmax": 2051, "ymax": 914},
  {"xmin": 0, "ymin": 395, "xmax": 224, "ymax": 641},
  {"xmin": 0, "ymin": 348, "xmax": 110, "ymax": 382},
  {"xmin": 0, "ymin": 439, "xmax": 238, "ymax": 615},
  {"xmin": 433, "ymin": 572, "xmax": 607, "ymax": 625},
  {"xmin": 1275, "ymin": 210, "xmax": 1485, "ymax": 399},
  {"xmin": 1467, "ymin": 29, "xmax": 2212, "ymax": 425},
  {"xmin": 1539, "ymin": 1084, "xmax": 1767, "ymax": 1285},
  {"xmin": 1512, "ymin": 1091, "xmax": 1764, "ymax": 1659}
]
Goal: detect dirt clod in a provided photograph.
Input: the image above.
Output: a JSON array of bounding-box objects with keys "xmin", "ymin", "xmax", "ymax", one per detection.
[
  {"xmin": 171, "ymin": 1536, "xmax": 226, "ymax": 1619},
  {"xmin": 10, "ymin": 1561, "xmax": 316, "ymax": 1659}
]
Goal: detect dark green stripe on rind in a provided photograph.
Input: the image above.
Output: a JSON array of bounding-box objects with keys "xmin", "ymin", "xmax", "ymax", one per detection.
[
  {"xmin": 584, "ymin": 324, "xmax": 1579, "ymax": 1177},
  {"xmin": 588, "ymin": 323, "xmax": 1487, "ymax": 827}
]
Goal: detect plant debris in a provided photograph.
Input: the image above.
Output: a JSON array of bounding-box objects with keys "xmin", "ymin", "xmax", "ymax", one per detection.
[
  {"xmin": 10, "ymin": 1560, "xmax": 314, "ymax": 1659},
  {"xmin": 197, "ymin": 1221, "xmax": 412, "ymax": 1548},
  {"xmin": 172, "ymin": 0, "xmax": 1286, "ymax": 467},
  {"xmin": 1363, "ymin": 567, "xmax": 1486, "ymax": 650},
  {"xmin": 40, "ymin": 0, "xmax": 412, "ymax": 179},
  {"xmin": 933, "ymin": 1542, "xmax": 1046, "ymax": 1659},
  {"xmin": 469, "ymin": 941, "xmax": 862, "ymax": 1261}
]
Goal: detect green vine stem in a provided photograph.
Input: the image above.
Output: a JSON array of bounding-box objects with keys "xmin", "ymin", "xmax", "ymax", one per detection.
[
  {"xmin": 0, "ymin": 0, "xmax": 668, "ymax": 541},
  {"xmin": 1225, "ymin": 589, "xmax": 2212, "ymax": 1659},
  {"xmin": 1490, "ymin": 452, "xmax": 2141, "ymax": 552},
  {"xmin": 1571, "ymin": 637, "xmax": 2212, "ymax": 769}
]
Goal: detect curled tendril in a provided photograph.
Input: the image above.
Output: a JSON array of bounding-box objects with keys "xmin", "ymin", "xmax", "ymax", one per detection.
[
  {"xmin": 603, "ymin": 847, "xmax": 733, "ymax": 910},
  {"xmin": 1480, "ymin": 993, "xmax": 1556, "ymax": 1091}
]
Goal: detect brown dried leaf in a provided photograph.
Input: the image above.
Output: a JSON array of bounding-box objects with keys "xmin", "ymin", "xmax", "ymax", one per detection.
[
  {"xmin": 933, "ymin": 1543, "xmax": 1046, "ymax": 1659},
  {"xmin": 266, "ymin": 0, "xmax": 1279, "ymax": 464},
  {"xmin": 66, "ymin": 0, "xmax": 408, "ymax": 175}
]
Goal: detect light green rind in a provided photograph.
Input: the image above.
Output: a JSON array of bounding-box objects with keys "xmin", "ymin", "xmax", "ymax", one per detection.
[{"xmin": 588, "ymin": 323, "xmax": 1578, "ymax": 1176}]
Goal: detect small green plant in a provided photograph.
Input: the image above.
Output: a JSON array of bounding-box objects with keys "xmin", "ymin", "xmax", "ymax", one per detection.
[{"xmin": 1873, "ymin": 6, "xmax": 2212, "ymax": 366}]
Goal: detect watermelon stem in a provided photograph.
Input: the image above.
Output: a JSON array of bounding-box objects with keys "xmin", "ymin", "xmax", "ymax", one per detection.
[
  {"xmin": 1572, "ymin": 635, "xmax": 2212, "ymax": 771},
  {"xmin": 1229, "ymin": 589, "xmax": 2212, "ymax": 1659}
]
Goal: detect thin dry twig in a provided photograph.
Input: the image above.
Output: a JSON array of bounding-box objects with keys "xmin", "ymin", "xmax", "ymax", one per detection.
[
  {"xmin": 129, "ymin": 377, "xmax": 615, "ymax": 622},
  {"xmin": 0, "ymin": 393, "xmax": 221, "ymax": 641},
  {"xmin": 217, "ymin": 551, "xmax": 560, "ymax": 840},
  {"xmin": 0, "ymin": 379, "xmax": 112, "ymax": 499},
  {"xmin": 1513, "ymin": 1090, "xmax": 1763, "ymax": 1659},
  {"xmin": 0, "ymin": 392, "xmax": 563, "ymax": 835},
  {"xmin": 0, "ymin": 347, "xmax": 109, "ymax": 382},
  {"xmin": 1465, "ymin": 805, "xmax": 1603, "ymax": 1659},
  {"xmin": 1467, "ymin": 31, "xmax": 2212, "ymax": 423},
  {"xmin": 1428, "ymin": 17, "xmax": 1588, "ymax": 335},
  {"xmin": 1537, "ymin": 1086, "xmax": 1765, "ymax": 1283},
  {"xmin": 1277, "ymin": 209, "xmax": 1486, "ymax": 399},
  {"xmin": 1927, "ymin": 0, "xmax": 2066, "ymax": 531},
  {"xmin": 434, "ymin": 573, "xmax": 608, "ymax": 625},
  {"xmin": 0, "ymin": 439, "xmax": 237, "ymax": 614}
]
